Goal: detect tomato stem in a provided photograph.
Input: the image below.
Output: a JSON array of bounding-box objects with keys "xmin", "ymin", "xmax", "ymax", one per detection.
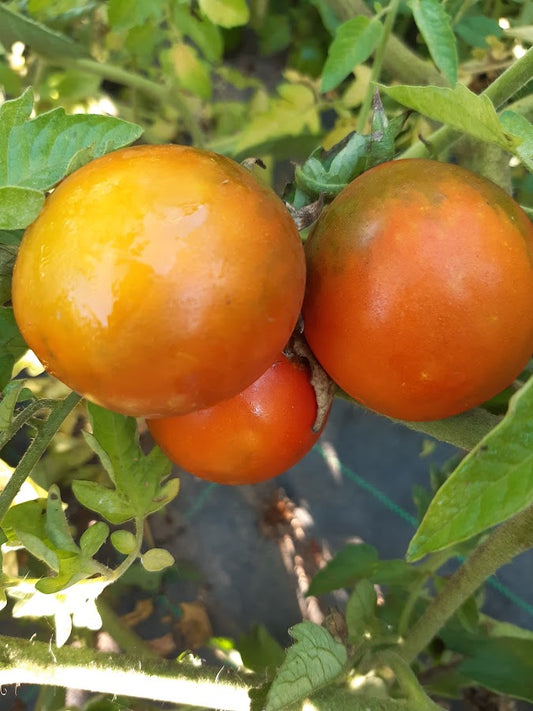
[
  {"xmin": 399, "ymin": 502, "xmax": 533, "ymax": 663},
  {"xmin": 356, "ymin": 0, "xmax": 402, "ymax": 133},
  {"xmin": 0, "ymin": 391, "xmax": 81, "ymax": 525}
]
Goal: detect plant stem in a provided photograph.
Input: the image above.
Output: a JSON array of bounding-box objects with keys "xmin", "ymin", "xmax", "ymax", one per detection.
[
  {"xmin": 0, "ymin": 633, "xmax": 254, "ymax": 711},
  {"xmin": 400, "ymin": 47, "xmax": 533, "ymax": 160},
  {"xmin": 0, "ymin": 391, "xmax": 81, "ymax": 524},
  {"xmin": 0, "ymin": 398, "xmax": 58, "ymax": 451},
  {"xmin": 399, "ymin": 503, "xmax": 533, "ymax": 663},
  {"xmin": 377, "ymin": 651, "xmax": 443, "ymax": 710},
  {"xmin": 108, "ymin": 516, "xmax": 145, "ymax": 582},
  {"xmin": 397, "ymin": 550, "xmax": 453, "ymax": 637},
  {"xmin": 357, "ymin": 0, "xmax": 401, "ymax": 133}
]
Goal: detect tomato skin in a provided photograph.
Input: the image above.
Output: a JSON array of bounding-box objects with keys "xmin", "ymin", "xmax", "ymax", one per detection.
[
  {"xmin": 302, "ymin": 158, "xmax": 533, "ymax": 421},
  {"xmin": 147, "ymin": 353, "xmax": 329, "ymax": 485},
  {"xmin": 12, "ymin": 144, "xmax": 305, "ymax": 417}
]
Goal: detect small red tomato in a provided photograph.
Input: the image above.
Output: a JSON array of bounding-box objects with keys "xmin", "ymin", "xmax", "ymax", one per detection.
[{"xmin": 147, "ymin": 353, "xmax": 330, "ymax": 485}]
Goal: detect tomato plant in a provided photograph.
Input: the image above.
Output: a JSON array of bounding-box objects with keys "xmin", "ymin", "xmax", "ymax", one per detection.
[
  {"xmin": 148, "ymin": 351, "xmax": 330, "ymax": 485},
  {"xmin": 12, "ymin": 144, "xmax": 305, "ymax": 418},
  {"xmin": 303, "ymin": 158, "xmax": 533, "ymax": 421}
]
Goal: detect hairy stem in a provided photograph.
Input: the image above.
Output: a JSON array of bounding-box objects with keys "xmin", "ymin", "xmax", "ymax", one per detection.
[
  {"xmin": 0, "ymin": 633, "xmax": 254, "ymax": 711},
  {"xmin": 356, "ymin": 0, "xmax": 401, "ymax": 132},
  {"xmin": 0, "ymin": 391, "xmax": 81, "ymax": 524},
  {"xmin": 399, "ymin": 503, "xmax": 533, "ymax": 663}
]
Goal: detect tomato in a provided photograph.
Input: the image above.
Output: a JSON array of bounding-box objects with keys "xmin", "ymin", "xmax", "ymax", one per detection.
[
  {"xmin": 12, "ymin": 144, "xmax": 305, "ymax": 417},
  {"xmin": 147, "ymin": 352, "xmax": 330, "ymax": 485},
  {"xmin": 302, "ymin": 158, "xmax": 533, "ymax": 421}
]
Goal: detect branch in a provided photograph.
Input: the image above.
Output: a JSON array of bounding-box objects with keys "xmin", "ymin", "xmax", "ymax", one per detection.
[
  {"xmin": 399, "ymin": 503, "xmax": 533, "ymax": 663},
  {"xmin": 0, "ymin": 633, "xmax": 255, "ymax": 711}
]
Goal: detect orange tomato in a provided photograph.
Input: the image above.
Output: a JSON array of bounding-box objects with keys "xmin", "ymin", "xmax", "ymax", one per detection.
[
  {"xmin": 302, "ymin": 159, "xmax": 533, "ymax": 421},
  {"xmin": 12, "ymin": 145, "xmax": 305, "ymax": 417},
  {"xmin": 148, "ymin": 353, "xmax": 329, "ymax": 485}
]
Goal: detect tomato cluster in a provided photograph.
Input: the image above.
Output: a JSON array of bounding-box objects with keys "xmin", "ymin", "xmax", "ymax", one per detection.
[{"xmin": 12, "ymin": 147, "xmax": 533, "ymax": 484}]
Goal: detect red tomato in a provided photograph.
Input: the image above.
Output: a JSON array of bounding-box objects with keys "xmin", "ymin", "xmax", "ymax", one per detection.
[
  {"xmin": 303, "ymin": 159, "xmax": 533, "ymax": 421},
  {"xmin": 148, "ymin": 353, "xmax": 330, "ymax": 485}
]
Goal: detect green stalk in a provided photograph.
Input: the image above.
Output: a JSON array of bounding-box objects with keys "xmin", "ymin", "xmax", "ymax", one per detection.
[
  {"xmin": 400, "ymin": 47, "xmax": 533, "ymax": 160},
  {"xmin": 376, "ymin": 651, "xmax": 443, "ymax": 710},
  {"xmin": 0, "ymin": 398, "xmax": 58, "ymax": 451},
  {"xmin": 356, "ymin": 0, "xmax": 401, "ymax": 133},
  {"xmin": 0, "ymin": 391, "xmax": 81, "ymax": 524},
  {"xmin": 399, "ymin": 503, "xmax": 533, "ymax": 663},
  {"xmin": 0, "ymin": 633, "xmax": 255, "ymax": 711}
]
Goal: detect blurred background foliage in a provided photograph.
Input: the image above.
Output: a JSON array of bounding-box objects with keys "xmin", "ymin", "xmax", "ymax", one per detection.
[{"xmin": 0, "ymin": 0, "xmax": 531, "ymax": 201}]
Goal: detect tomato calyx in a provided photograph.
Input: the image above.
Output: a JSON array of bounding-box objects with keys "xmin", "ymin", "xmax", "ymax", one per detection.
[
  {"xmin": 285, "ymin": 193, "xmax": 325, "ymax": 231},
  {"xmin": 285, "ymin": 329, "xmax": 335, "ymax": 433}
]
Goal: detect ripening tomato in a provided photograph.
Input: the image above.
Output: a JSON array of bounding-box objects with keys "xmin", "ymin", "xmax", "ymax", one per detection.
[
  {"xmin": 12, "ymin": 144, "xmax": 305, "ymax": 417},
  {"xmin": 303, "ymin": 158, "xmax": 533, "ymax": 421},
  {"xmin": 147, "ymin": 352, "xmax": 330, "ymax": 485}
]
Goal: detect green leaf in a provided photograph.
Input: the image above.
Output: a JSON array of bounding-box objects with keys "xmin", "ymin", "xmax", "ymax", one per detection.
[
  {"xmin": 36, "ymin": 550, "xmax": 87, "ymax": 593},
  {"xmin": 144, "ymin": 476, "xmax": 180, "ymax": 515},
  {"xmin": 454, "ymin": 15, "xmax": 502, "ymax": 48},
  {"xmin": 110, "ymin": 529, "xmax": 137, "ymax": 555},
  {"xmin": 371, "ymin": 559, "xmax": 425, "ymax": 588},
  {"xmin": 0, "ymin": 186, "xmax": 44, "ymax": 230},
  {"xmin": 499, "ymin": 110, "xmax": 533, "ymax": 172},
  {"xmin": 381, "ymin": 83, "xmax": 518, "ymax": 153},
  {"xmin": 86, "ymin": 404, "xmax": 145, "ymax": 493},
  {"xmin": 72, "ymin": 480, "xmax": 136, "ymax": 524},
  {"xmin": 345, "ymin": 579, "xmax": 378, "ymax": 644},
  {"xmin": 141, "ymin": 547, "xmax": 175, "ymax": 572},
  {"xmin": 295, "ymin": 132, "xmax": 369, "ymax": 199},
  {"xmin": 17, "ymin": 530, "xmax": 59, "ymax": 570},
  {"xmin": 0, "ymin": 88, "xmax": 33, "ymax": 131},
  {"xmin": 308, "ymin": 544, "xmax": 378, "ymax": 596},
  {"xmin": 4, "ymin": 108, "xmax": 144, "ymax": 192},
  {"xmin": 458, "ymin": 637, "xmax": 533, "ymax": 702},
  {"xmin": 409, "ymin": 0, "xmax": 458, "ymax": 85},
  {"xmin": 198, "ymin": 0, "xmax": 249, "ymax": 28},
  {"xmin": 0, "ymin": 231, "xmax": 21, "ymax": 304},
  {"xmin": 169, "ymin": 43, "xmax": 212, "ymax": 100},
  {"xmin": 0, "ymin": 4, "xmax": 88, "ymax": 59},
  {"xmin": 0, "ymin": 380, "xmax": 28, "ymax": 430},
  {"xmin": 0, "ymin": 307, "xmax": 29, "ymax": 390},
  {"xmin": 266, "ymin": 621, "xmax": 348, "ymax": 710},
  {"xmin": 234, "ymin": 83, "xmax": 321, "ymax": 157},
  {"xmin": 408, "ymin": 378, "xmax": 533, "ymax": 561},
  {"xmin": 237, "ymin": 625, "xmax": 285, "ymax": 676},
  {"xmin": 80, "ymin": 522, "xmax": 109, "ymax": 557},
  {"xmin": 86, "ymin": 403, "xmax": 174, "ymax": 517},
  {"xmin": 108, "ymin": 0, "xmax": 163, "ymax": 31},
  {"xmin": 45, "ymin": 485, "xmax": 79, "ymax": 553},
  {"xmin": 172, "ymin": 4, "xmax": 223, "ymax": 62},
  {"xmin": 321, "ymin": 16, "xmax": 382, "ymax": 93}
]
